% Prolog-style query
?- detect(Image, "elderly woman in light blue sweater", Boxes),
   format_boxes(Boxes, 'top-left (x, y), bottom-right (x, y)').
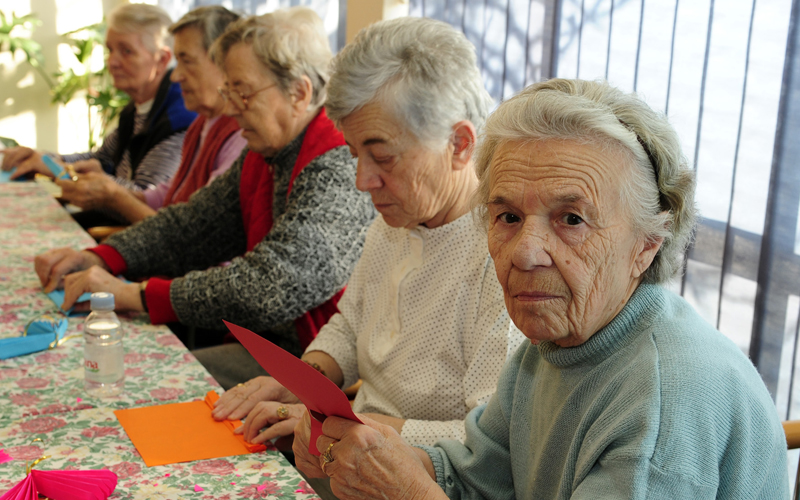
top-left (292, 78), bottom-right (789, 499)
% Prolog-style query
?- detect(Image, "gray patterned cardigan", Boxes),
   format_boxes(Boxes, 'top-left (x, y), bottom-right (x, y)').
top-left (100, 129), bottom-right (376, 353)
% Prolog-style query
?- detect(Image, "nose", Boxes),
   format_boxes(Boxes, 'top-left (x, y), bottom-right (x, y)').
top-left (510, 220), bottom-right (554, 270)
top-left (354, 159), bottom-right (383, 192)
top-left (170, 65), bottom-right (183, 83)
top-left (222, 98), bottom-right (239, 118)
top-left (107, 52), bottom-right (120, 70)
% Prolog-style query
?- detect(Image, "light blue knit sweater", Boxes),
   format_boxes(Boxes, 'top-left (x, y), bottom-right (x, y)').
top-left (424, 284), bottom-right (788, 499)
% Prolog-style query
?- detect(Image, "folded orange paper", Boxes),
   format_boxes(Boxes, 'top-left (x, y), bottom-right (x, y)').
top-left (114, 391), bottom-right (266, 467)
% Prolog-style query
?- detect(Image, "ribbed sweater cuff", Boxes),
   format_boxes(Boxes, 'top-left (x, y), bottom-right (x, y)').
top-left (146, 277), bottom-right (178, 325)
top-left (88, 245), bottom-right (127, 275)
top-left (419, 445), bottom-right (447, 490)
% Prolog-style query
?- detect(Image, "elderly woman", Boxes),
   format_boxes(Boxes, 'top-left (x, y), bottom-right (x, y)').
top-left (212, 16), bottom-right (524, 450)
top-left (33, 8), bottom-right (375, 383)
top-left (3, 3), bottom-right (196, 227)
top-left (293, 79), bottom-right (789, 499)
top-left (55, 6), bottom-right (247, 225)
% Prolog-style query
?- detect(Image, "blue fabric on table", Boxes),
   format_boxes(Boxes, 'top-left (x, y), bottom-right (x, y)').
top-left (0, 317), bottom-right (68, 360)
top-left (0, 168), bottom-right (21, 183)
top-left (48, 290), bottom-right (92, 316)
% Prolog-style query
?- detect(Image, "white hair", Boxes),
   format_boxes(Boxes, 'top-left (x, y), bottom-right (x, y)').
top-left (108, 3), bottom-right (173, 53)
top-left (326, 16), bottom-right (492, 146)
top-left (211, 8), bottom-right (331, 109)
top-left (169, 6), bottom-right (241, 52)
top-left (475, 79), bottom-right (697, 284)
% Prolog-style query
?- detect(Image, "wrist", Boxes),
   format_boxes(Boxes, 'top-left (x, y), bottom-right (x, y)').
top-left (138, 281), bottom-right (148, 313)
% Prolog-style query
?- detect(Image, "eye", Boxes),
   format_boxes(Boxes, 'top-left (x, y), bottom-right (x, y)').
top-left (498, 212), bottom-right (521, 224)
top-left (563, 213), bottom-right (584, 226)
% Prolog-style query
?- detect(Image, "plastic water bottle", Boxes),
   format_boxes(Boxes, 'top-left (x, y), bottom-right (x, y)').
top-left (83, 292), bottom-right (124, 397)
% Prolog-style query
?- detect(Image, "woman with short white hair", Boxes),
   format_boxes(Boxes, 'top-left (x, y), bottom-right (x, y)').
top-left (213, 16), bottom-right (524, 453)
top-left (4, 3), bottom-right (196, 228)
top-left (293, 79), bottom-right (788, 499)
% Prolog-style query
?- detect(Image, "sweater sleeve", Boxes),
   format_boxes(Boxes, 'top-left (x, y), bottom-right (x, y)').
top-left (423, 350), bottom-right (519, 500)
top-left (113, 131), bottom-right (186, 192)
top-left (401, 257), bottom-right (526, 446)
top-left (103, 152), bottom-right (248, 280)
top-left (167, 146), bottom-right (374, 331)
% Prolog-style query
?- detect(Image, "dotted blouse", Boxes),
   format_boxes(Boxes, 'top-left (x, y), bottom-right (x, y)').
top-left (306, 212), bottom-right (525, 446)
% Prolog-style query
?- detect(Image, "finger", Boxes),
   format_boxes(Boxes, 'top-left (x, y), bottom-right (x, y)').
top-left (61, 271), bottom-right (87, 311)
top-left (241, 404), bottom-right (273, 442)
top-left (45, 253), bottom-right (85, 293)
top-left (320, 415), bottom-right (365, 441)
top-left (252, 418), bottom-right (297, 444)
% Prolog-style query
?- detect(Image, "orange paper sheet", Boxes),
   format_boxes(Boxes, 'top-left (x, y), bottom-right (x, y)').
top-left (114, 391), bottom-right (266, 467)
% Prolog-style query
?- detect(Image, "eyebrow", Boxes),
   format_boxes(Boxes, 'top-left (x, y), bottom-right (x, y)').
top-left (345, 138), bottom-right (389, 148)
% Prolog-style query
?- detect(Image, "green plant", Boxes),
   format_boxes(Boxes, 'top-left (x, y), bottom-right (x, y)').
top-left (51, 21), bottom-right (129, 149)
top-left (0, 10), bottom-right (53, 87)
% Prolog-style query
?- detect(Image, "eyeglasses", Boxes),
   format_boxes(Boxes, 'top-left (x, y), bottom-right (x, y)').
top-left (217, 83), bottom-right (277, 111)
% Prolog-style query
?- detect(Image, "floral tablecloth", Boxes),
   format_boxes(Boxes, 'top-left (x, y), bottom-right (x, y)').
top-left (0, 183), bottom-right (318, 499)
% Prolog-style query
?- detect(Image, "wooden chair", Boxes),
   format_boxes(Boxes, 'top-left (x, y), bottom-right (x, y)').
top-left (784, 420), bottom-right (800, 499)
top-left (87, 226), bottom-right (126, 243)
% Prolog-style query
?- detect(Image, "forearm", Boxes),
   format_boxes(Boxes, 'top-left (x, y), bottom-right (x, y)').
top-left (363, 413), bottom-right (406, 435)
top-left (301, 350), bottom-right (344, 387)
top-left (107, 184), bottom-right (156, 223)
top-left (414, 447), bottom-right (437, 482)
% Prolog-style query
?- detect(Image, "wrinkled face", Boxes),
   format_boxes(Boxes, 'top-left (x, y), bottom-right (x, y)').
top-left (487, 139), bottom-right (659, 347)
top-left (171, 27), bottom-right (225, 116)
top-left (222, 42), bottom-right (296, 157)
top-left (340, 102), bottom-right (454, 228)
top-left (106, 28), bottom-right (163, 96)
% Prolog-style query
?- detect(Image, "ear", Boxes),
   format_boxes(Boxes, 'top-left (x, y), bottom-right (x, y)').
top-left (631, 234), bottom-right (664, 279)
top-left (156, 46), bottom-right (172, 74)
top-left (290, 75), bottom-right (314, 115)
top-left (450, 120), bottom-right (477, 171)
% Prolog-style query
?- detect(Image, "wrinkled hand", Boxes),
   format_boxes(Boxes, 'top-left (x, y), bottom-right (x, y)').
top-left (34, 247), bottom-right (107, 293)
top-left (236, 402), bottom-right (305, 444)
top-left (2, 147), bottom-right (51, 179)
top-left (71, 159), bottom-right (103, 174)
top-left (62, 266), bottom-right (142, 312)
top-left (294, 414), bottom-right (443, 500)
top-left (57, 172), bottom-right (119, 211)
top-left (212, 376), bottom-right (300, 421)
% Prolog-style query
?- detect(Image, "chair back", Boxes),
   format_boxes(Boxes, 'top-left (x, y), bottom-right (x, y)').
top-left (783, 420), bottom-right (800, 499)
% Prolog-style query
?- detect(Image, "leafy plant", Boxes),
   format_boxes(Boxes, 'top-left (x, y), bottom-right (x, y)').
top-left (0, 10), bottom-right (53, 87)
top-left (51, 21), bottom-right (129, 149)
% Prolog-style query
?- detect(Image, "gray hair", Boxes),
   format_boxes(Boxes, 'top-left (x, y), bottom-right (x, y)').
top-left (326, 16), bottom-right (492, 146)
top-left (169, 6), bottom-right (241, 52)
top-left (108, 3), bottom-right (173, 53)
top-left (475, 78), bottom-right (697, 284)
top-left (210, 8), bottom-right (331, 109)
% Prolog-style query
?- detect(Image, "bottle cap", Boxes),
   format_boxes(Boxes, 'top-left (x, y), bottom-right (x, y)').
top-left (90, 292), bottom-right (115, 311)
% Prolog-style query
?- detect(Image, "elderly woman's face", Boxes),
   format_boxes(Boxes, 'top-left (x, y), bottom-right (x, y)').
top-left (170, 27), bottom-right (225, 117)
top-left (222, 42), bottom-right (298, 157)
top-left (340, 103), bottom-right (454, 228)
top-left (106, 28), bottom-right (164, 98)
top-left (487, 140), bottom-right (660, 347)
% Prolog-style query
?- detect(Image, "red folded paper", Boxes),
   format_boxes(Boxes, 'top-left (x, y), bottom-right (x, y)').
top-left (223, 320), bottom-right (363, 455)
top-left (114, 391), bottom-right (266, 467)
top-left (0, 469), bottom-right (118, 500)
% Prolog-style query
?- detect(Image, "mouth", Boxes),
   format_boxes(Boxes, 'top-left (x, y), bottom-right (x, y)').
top-left (513, 291), bottom-right (561, 302)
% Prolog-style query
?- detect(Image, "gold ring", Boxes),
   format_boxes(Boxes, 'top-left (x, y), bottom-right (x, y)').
top-left (276, 405), bottom-right (290, 419)
top-left (321, 442), bottom-right (335, 465)
top-left (236, 383), bottom-right (245, 387)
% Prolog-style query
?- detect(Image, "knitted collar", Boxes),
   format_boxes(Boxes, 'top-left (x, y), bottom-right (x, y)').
top-left (537, 283), bottom-right (666, 367)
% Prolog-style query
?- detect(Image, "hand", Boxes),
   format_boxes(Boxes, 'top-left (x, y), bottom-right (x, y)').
top-left (294, 414), bottom-right (443, 500)
top-left (61, 266), bottom-right (142, 312)
top-left (34, 248), bottom-right (107, 293)
top-left (2, 147), bottom-right (52, 179)
top-left (71, 159), bottom-right (103, 174)
top-left (57, 172), bottom-right (119, 211)
top-left (211, 376), bottom-right (300, 421)
top-left (236, 402), bottom-right (306, 444)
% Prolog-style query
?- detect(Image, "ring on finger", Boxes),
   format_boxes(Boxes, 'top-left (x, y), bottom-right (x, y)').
top-left (321, 442), bottom-right (335, 465)
top-left (276, 405), bottom-right (290, 419)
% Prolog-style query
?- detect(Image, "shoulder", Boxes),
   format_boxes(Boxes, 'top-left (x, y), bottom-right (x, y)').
top-left (302, 145), bottom-right (356, 174)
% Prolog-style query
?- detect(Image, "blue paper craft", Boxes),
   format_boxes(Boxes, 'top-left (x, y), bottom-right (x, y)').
top-left (0, 168), bottom-right (20, 183)
top-left (42, 154), bottom-right (73, 181)
top-left (47, 289), bottom-right (93, 316)
top-left (0, 317), bottom-right (68, 360)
